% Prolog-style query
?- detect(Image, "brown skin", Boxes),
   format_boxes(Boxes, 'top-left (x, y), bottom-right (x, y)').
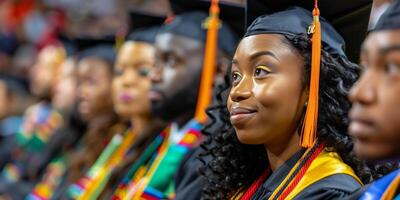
top-left (52, 58), bottom-right (77, 112)
top-left (29, 45), bottom-right (65, 99)
top-left (77, 58), bottom-right (114, 121)
top-left (349, 29), bottom-right (400, 161)
top-left (0, 81), bottom-right (8, 119)
top-left (228, 34), bottom-right (308, 171)
top-left (149, 33), bottom-right (205, 124)
top-left (113, 41), bottom-right (155, 133)
top-left (150, 33), bottom-right (229, 124)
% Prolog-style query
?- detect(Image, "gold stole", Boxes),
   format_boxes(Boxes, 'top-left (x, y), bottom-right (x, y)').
top-left (381, 173), bottom-right (400, 200)
top-left (284, 150), bottom-right (362, 199)
top-left (233, 150), bottom-right (362, 200)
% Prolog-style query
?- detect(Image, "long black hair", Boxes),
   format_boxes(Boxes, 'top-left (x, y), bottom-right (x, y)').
top-left (199, 34), bottom-right (394, 199)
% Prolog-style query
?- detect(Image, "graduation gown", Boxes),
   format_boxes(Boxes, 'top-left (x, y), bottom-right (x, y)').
top-left (251, 149), bottom-right (362, 200)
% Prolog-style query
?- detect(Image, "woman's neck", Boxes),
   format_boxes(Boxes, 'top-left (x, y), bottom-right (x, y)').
top-left (265, 132), bottom-right (302, 171)
top-left (130, 114), bottom-right (153, 136)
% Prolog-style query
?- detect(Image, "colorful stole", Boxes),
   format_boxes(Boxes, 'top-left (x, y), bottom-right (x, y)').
top-left (15, 103), bottom-right (63, 152)
top-left (0, 103), bottom-right (63, 183)
top-left (26, 156), bottom-right (67, 200)
top-left (112, 119), bottom-right (202, 200)
top-left (66, 129), bottom-right (136, 199)
top-left (237, 143), bottom-right (362, 200)
top-left (360, 168), bottom-right (400, 200)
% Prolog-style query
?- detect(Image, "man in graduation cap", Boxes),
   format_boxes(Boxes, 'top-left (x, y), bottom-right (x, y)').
top-left (348, 0), bottom-right (400, 199)
top-left (111, 0), bottom-right (242, 199)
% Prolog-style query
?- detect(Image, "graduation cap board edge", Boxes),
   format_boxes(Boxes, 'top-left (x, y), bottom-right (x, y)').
top-left (246, 0), bottom-right (372, 63)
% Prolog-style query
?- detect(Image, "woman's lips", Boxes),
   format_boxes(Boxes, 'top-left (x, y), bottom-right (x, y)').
top-left (349, 119), bottom-right (375, 138)
top-left (118, 93), bottom-right (135, 103)
top-left (230, 107), bottom-right (257, 126)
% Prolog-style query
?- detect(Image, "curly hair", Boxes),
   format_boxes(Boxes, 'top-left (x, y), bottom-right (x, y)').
top-left (199, 34), bottom-right (393, 199)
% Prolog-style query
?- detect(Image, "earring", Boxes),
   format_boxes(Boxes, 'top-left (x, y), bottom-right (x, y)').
top-left (305, 102), bottom-right (308, 107)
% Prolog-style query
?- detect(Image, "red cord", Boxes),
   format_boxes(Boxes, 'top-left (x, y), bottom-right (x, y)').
top-left (240, 168), bottom-right (271, 200)
top-left (277, 143), bottom-right (325, 200)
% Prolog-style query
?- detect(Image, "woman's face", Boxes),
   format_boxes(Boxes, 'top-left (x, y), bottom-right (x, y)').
top-left (77, 58), bottom-right (113, 121)
top-left (349, 29), bottom-right (400, 161)
top-left (112, 41), bottom-right (155, 119)
top-left (52, 58), bottom-right (77, 112)
top-left (227, 34), bottom-right (308, 146)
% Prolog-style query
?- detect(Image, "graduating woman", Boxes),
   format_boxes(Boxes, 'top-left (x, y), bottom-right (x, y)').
top-left (64, 11), bottom-right (166, 199)
top-left (201, 1), bottom-right (383, 199)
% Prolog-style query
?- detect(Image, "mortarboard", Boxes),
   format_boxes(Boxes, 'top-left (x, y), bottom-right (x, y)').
top-left (374, 0), bottom-right (400, 31)
top-left (246, 0), bottom-right (372, 63)
top-left (72, 36), bottom-right (116, 65)
top-left (159, 0), bottom-right (245, 56)
top-left (126, 10), bottom-right (166, 43)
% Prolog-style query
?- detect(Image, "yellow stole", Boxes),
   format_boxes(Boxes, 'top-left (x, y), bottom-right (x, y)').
top-left (233, 150), bottom-right (362, 200)
top-left (284, 150), bottom-right (362, 199)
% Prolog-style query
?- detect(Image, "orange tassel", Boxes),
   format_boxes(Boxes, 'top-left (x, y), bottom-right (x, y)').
top-left (300, 1), bottom-right (321, 148)
top-left (194, 0), bottom-right (220, 124)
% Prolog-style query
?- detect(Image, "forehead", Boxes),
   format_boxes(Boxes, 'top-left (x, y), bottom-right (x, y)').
top-left (155, 33), bottom-right (204, 54)
top-left (362, 29), bottom-right (400, 55)
top-left (78, 58), bottom-right (110, 75)
top-left (117, 41), bottom-right (155, 60)
top-left (235, 34), bottom-right (298, 60)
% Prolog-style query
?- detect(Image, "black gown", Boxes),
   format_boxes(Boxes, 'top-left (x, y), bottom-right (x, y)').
top-left (251, 150), bottom-right (362, 200)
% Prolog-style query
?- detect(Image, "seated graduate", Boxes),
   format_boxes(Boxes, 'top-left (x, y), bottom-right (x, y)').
top-left (0, 75), bottom-right (31, 140)
top-left (63, 11), bottom-right (167, 199)
top-left (26, 38), bottom-right (124, 199)
top-left (0, 45), bottom-right (67, 198)
top-left (201, 0), bottom-right (383, 199)
top-left (347, 1), bottom-right (400, 199)
top-left (111, 0), bottom-right (240, 199)
top-left (172, 1), bottom-right (245, 200)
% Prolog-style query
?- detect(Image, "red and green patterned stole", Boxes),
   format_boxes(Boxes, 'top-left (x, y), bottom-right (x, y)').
top-left (26, 156), bottom-right (67, 200)
top-left (66, 129), bottom-right (136, 199)
top-left (112, 119), bottom-right (202, 200)
top-left (0, 103), bottom-right (63, 183)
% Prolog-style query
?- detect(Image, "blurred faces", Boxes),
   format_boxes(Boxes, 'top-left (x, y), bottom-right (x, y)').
top-left (52, 58), bottom-right (77, 112)
top-left (227, 34), bottom-right (307, 146)
top-left (77, 58), bottom-right (113, 121)
top-left (29, 45), bottom-right (66, 99)
top-left (113, 41), bottom-right (155, 119)
top-left (349, 29), bottom-right (400, 161)
top-left (150, 33), bottom-right (204, 121)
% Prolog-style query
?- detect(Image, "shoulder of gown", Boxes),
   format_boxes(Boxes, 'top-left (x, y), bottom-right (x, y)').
top-left (293, 173), bottom-right (362, 200)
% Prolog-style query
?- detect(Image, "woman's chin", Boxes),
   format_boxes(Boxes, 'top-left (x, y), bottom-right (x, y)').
top-left (236, 132), bottom-right (264, 145)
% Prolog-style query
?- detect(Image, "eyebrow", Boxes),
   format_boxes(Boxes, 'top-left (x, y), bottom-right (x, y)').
top-left (249, 50), bottom-right (279, 61)
top-left (379, 45), bottom-right (400, 55)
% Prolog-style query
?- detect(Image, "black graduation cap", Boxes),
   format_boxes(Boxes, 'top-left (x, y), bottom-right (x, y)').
top-left (159, 0), bottom-right (245, 55)
top-left (374, 0), bottom-right (400, 31)
top-left (126, 10), bottom-right (166, 43)
top-left (72, 36), bottom-right (116, 65)
top-left (169, 0), bottom-right (246, 36)
top-left (246, 0), bottom-right (372, 62)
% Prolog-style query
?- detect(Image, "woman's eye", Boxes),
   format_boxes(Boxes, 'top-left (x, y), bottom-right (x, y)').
top-left (386, 62), bottom-right (400, 75)
top-left (231, 72), bottom-right (242, 85)
top-left (138, 67), bottom-right (151, 77)
top-left (254, 66), bottom-right (271, 78)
